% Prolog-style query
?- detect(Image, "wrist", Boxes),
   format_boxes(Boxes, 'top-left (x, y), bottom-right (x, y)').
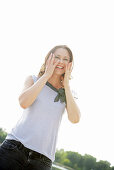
top-left (64, 83), bottom-right (70, 89)
top-left (43, 73), bottom-right (50, 81)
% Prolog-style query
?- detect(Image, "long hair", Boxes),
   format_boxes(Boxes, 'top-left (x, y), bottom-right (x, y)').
top-left (37, 45), bottom-right (74, 80)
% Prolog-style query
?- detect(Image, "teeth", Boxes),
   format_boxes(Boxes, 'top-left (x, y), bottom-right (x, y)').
top-left (56, 66), bottom-right (63, 69)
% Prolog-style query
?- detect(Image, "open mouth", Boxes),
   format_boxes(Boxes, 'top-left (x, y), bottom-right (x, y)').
top-left (56, 66), bottom-right (64, 69)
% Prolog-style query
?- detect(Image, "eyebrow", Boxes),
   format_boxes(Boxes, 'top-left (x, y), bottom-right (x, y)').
top-left (56, 54), bottom-right (68, 58)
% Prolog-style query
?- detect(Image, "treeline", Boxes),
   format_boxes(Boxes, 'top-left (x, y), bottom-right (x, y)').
top-left (54, 149), bottom-right (114, 170)
top-left (0, 128), bottom-right (114, 170)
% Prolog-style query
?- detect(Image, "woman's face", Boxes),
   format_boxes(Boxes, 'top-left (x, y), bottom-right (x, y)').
top-left (53, 48), bottom-right (70, 75)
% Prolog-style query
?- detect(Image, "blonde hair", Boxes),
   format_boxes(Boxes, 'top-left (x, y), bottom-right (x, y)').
top-left (37, 45), bottom-right (74, 80)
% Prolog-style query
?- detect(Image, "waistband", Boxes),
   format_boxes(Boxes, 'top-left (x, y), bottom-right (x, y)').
top-left (5, 139), bottom-right (52, 165)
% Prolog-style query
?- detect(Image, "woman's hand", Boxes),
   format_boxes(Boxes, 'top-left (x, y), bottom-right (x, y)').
top-left (44, 53), bottom-right (59, 79)
top-left (61, 62), bottom-right (72, 88)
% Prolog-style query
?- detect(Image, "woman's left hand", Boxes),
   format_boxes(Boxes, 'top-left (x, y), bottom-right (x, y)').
top-left (61, 62), bottom-right (72, 88)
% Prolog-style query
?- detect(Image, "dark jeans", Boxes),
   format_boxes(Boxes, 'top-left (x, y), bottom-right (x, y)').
top-left (0, 139), bottom-right (52, 170)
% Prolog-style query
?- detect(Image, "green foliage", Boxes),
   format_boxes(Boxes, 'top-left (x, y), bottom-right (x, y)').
top-left (95, 160), bottom-right (111, 170)
top-left (83, 154), bottom-right (96, 170)
top-left (62, 158), bottom-right (70, 167)
top-left (55, 149), bottom-right (66, 163)
top-left (66, 151), bottom-right (82, 169)
top-left (55, 149), bottom-right (114, 170)
top-left (0, 128), bottom-right (7, 143)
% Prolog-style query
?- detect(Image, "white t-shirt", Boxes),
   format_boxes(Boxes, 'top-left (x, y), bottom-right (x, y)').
top-left (6, 75), bottom-right (66, 162)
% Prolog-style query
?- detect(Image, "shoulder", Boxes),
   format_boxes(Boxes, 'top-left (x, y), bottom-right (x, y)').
top-left (24, 75), bottom-right (34, 85)
top-left (19, 75), bottom-right (34, 94)
top-left (24, 75), bottom-right (40, 84)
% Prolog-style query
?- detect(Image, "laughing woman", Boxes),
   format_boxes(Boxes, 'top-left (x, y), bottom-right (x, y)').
top-left (0, 45), bottom-right (81, 170)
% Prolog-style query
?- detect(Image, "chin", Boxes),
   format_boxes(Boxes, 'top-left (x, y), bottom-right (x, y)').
top-left (55, 71), bottom-right (65, 76)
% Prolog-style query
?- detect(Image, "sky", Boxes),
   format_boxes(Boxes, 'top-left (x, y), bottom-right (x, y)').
top-left (0, 0), bottom-right (114, 166)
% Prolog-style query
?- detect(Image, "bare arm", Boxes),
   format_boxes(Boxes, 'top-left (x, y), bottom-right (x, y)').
top-left (18, 74), bottom-right (49, 109)
top-left (61, 61), bottom-right (81, 124)
top-left (19, 53), bottom-right (59, 109)
top-left (65, 85), bottom-right (81, 123)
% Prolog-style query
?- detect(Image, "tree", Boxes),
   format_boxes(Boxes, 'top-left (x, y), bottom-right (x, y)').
top-left (55, 149), bottom-right (67, 164)
top-left (0, 128), bottom-right (7, 143)
top-left (83, 154), bottom-right (96, 170)
top-left (66, 151), bottom-right (82, 169)
top-left (95, 160), bottom-right (111, 170)
top-left (62, 158), bottom-right (70, 167)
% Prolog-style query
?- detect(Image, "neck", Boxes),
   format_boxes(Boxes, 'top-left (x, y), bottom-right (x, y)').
top-left (48, 74), bottom-right (62, 86)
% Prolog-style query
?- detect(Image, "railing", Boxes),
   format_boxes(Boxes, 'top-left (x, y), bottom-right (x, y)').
top-left (52, 164), bottom-right (68, 170)
top-left (52, 162), bottom-right (74, 170)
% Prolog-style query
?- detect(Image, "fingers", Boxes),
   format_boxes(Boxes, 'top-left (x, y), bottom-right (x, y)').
top-left (50, 53), bottom-right (55, 65)
top-left (48, 53), bottom-right (53, 64)
top-left (68, 62), bottom-right (72, 71)
top-left (65, 63), bottom-right (68, 72)
top-left (46, 53), bottom-right (59, 70)
top-left (54, 59), bottom-right (59, 67)
top-left (46, 53), bottom-right (52, 67)
top-left (52, 54), bottom-right (59, 67)
top-left (69, 62), bottom-right (73, 72)
top-left (66, 62), bottom-right (72, 71)
top-left (49, 53), bottom-right (57, 67)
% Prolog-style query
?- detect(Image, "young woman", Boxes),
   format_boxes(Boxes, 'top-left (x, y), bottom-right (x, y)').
top-left (0, 45), bottom-right (81, 170)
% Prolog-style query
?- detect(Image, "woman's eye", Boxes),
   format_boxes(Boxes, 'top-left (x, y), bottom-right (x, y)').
top-left (55, 56), bottom-right (68, 61)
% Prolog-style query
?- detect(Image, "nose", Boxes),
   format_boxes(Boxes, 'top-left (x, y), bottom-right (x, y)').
top-left (58, 58), bottom-right (64, 63)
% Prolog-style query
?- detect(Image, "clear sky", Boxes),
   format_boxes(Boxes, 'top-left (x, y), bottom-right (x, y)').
top-left (0, 0), bottom-right (114, 166)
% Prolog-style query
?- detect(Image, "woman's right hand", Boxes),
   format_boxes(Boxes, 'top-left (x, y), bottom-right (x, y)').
top-left (44, 53), bottom-right (59, 79)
